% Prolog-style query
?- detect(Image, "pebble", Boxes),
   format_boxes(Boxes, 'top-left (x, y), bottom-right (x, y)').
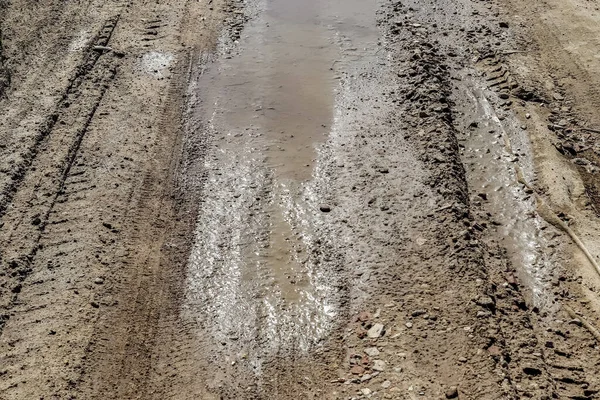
top-left (365, 347), bottom-right (380, 357)
top-left (368, 323), bottom-right (385, 338)
top-left (382, 380), bottom-right (392, 389)
top-left (405, 322), bottom-right (413, 328)
top-left (351, 365), bottom-right (365, 375)
top-left (553, 92), bottom-right (564, 101)
top-left (94, 277), bottom-right (105, 285)
top-left (373, 360), bottom-right (386, 371)
top-left (319, 204), bottom-right (332, 213)
top-left (361, 388), bottom-right (372, 395)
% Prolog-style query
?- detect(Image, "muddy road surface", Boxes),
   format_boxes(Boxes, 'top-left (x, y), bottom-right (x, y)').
top-left (2, 0), bottom-right (600, 398)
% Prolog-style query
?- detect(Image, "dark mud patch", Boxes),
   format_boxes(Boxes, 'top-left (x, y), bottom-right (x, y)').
top-left (0, 23), bottom-right (10, 98)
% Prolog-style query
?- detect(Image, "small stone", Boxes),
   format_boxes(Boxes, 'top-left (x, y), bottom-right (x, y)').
top-left (373, 360), bottom-right (386, 371)
top-left (351, 365), bottom-right (365, 375)
top-left (94, 277), bottom-right (105, 285)
top-left (405, 322), bottom-right (413, 328)
top-left (499, 93), bottom-right (510, 99)
top-left (382, 380), bottom-right (392, 389)
top-left (488, 345), bottom-right (501, 356)
top-left (445, 386), bottom-right (459, 398)
top-left (361, 388), bottom-right (372, 395)
top-left (553, 92), bottom-right (564, 101)
top-left (319, 204), bottom-right (332, 213)
top-left (365, 347), bottom-right (380, 357)
top-left (458, 357), bottom-right (467, 363)
top-left (368, 323), bottom-right (385, 338)
top-left (361, 373), bottom-right (372, 382)
top-left (525, 113), bottom-right (531, 119)
top-left (411, 309), bottom-right (426, 317)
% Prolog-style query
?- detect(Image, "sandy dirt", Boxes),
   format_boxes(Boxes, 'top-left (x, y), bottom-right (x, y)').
top-left (1, 0), bottom-right (600, 399)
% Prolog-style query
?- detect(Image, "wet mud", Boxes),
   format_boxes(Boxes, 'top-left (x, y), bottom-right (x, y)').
top-left (1, 0), bottom-right (600, 398)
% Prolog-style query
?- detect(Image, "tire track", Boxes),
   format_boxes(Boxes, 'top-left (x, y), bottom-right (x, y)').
top-left (0, 16), bottom-right (121, 221)
top-left (0, 15), bottom-right (121, 334)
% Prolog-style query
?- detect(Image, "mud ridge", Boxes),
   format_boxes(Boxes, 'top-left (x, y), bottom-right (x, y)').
top-left (373, 1), bottom-right (562, 397)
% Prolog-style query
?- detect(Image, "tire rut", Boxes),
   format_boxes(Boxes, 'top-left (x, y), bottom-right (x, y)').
top-left (0, 15), bottom-right (122, 333)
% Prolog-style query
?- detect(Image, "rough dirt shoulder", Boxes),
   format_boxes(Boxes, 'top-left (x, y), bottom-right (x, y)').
top-left (0, 0), bottom-right (237, 398)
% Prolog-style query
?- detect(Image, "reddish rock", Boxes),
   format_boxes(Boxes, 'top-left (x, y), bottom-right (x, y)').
top-left (350, 365), bottom-right (365, 375)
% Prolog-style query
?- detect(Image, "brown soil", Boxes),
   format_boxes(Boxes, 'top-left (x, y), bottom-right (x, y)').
top-left (1, 0), bottom-right (600, 399)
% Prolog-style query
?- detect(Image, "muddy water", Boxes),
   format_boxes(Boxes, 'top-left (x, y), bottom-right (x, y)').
top-left (184, 0), bottom-right (379, 364)
top-left (456, 73), bottom-right (554, 308)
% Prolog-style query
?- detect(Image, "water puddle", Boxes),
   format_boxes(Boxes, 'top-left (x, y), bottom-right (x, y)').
top-left (183, 0), bottom-right (380, 361)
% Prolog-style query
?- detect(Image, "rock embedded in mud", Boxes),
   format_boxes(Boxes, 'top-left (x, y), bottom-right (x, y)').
top-left (351, 365), bottom-right (365, 375)
top-left (373, 360), bottom-right (386, 371)
top-left (364, 347), bottom-right (380, 356)
top-left (475, 295), bottom-right (495, 310)
top-left (367, 323), bottom-right (385, 338)
top-left (445, 386), bottom-right (459, 399)
top-left (411, 309), bottom-right (426, 317)
top-left (319, 204), bottom-right (332, 213)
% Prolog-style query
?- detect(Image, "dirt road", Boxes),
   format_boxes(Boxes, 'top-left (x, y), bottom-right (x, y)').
top-left (1, 0), bottom-right (600, 398)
